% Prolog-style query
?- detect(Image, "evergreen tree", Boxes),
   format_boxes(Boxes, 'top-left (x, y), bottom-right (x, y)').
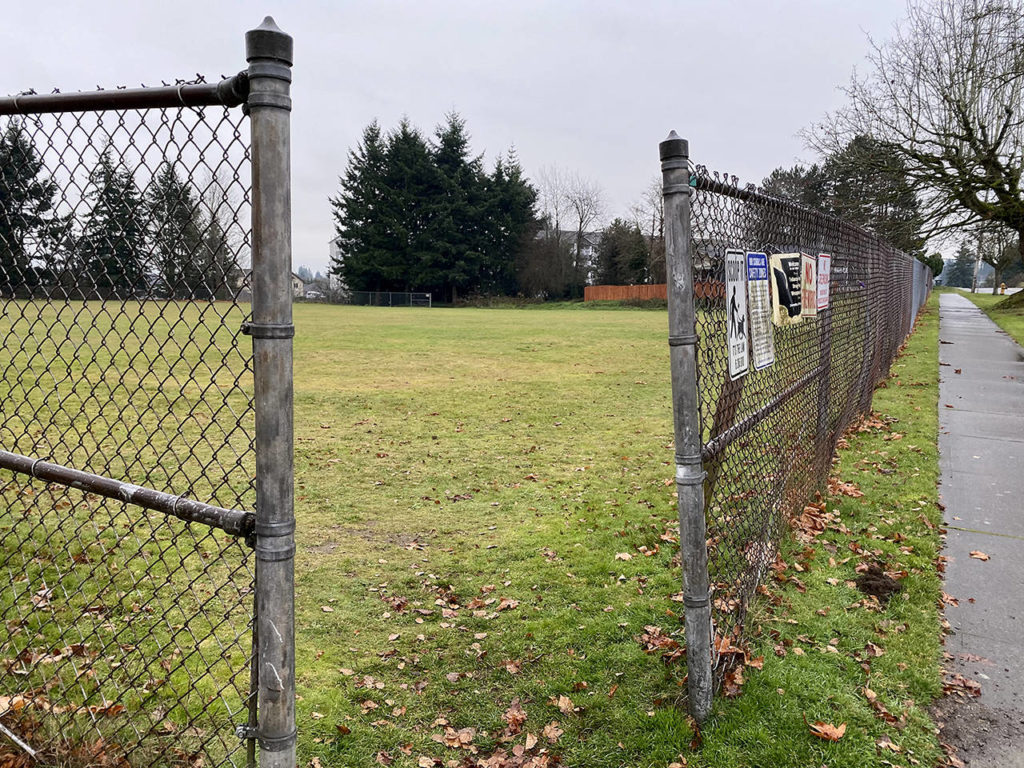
top-left (421, 112), bottom-right (483, 303)
top-left (596, 219), bottom-right (648, 285)
top-left (822, 135), bottom-right (925, 257)
top-left (331, 114), bottom-right (536, 301)
top-left (330, 121), bottom-right (396, 292)
top-left (943, 242), bottom-right (976, 287)
top-left (77, 150), bottom-right (147, 299)
top-left (0, 120), bottom-right (59, 294)
top-left (482, 149), bottom-right (537, 296)
top-left (760, 164), bottom-right (829, 210)
top-left (760, 136), bottom-right (926, 257)
top-left (146, 161), bottom-right (204, 298)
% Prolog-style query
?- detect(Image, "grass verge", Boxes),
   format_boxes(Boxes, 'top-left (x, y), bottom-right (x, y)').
top-left (696, 294), bottom-right (944, 767)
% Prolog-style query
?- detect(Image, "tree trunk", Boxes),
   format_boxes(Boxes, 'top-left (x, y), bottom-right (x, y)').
top-left (992, 267), bottom-right (1002, 295)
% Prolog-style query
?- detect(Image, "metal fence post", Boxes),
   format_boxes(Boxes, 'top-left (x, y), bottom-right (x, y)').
top-left (660, 132), bottom-right (713, 724)
top-left (246, 17), bottom-right (297, 768)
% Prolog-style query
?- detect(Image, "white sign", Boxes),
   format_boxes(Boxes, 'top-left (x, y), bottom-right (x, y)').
top-left (725, 249), bottom-right (749, 380)
top-left (746, 252), bottom-right (775, 370)
top-left (817, 253), bottom-right (831, 311)
top-left (800, 252), bottom-right (817, 318)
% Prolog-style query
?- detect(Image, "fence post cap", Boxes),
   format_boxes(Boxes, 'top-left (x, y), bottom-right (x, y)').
top-left (660, 131), bottom-right (688, 161)
top-left (246, 16), bottom-right (293, 65)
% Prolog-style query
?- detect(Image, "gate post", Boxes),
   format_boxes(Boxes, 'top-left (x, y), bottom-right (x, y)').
top-left (660, 132), bottom-right (713, 724)
top-left (246, 17), bottom-right (297, 768)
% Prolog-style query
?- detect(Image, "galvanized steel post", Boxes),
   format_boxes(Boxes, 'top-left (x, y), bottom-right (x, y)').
top-left (246, 17), bottom-right (297, 768)
top-left (660, 132), bottom-right (713, 723)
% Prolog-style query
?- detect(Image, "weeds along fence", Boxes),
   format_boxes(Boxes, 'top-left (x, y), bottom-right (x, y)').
top-left (0, 19), bottom-right (296, 768)
top-left (659, 133), bottom-right (932, 723)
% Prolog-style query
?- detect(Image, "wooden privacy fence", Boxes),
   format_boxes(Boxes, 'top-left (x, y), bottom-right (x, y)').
top-left (584, 282), bottom-right (726, 302)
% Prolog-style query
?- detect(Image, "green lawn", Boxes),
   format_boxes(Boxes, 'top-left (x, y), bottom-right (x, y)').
top-left (289, 298), bottom-right (944, 768)
top-left (1, 297), bottom-right (944, 767)
top-left (958, 290), bottom-right (1024, 346)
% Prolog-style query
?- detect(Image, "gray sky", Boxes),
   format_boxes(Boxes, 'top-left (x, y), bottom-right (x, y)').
top-left (3, 1), bottom-right (907, 275)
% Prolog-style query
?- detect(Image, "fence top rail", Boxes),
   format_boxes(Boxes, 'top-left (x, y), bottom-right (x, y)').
top-left (0, 72), bottom-right (249, 116)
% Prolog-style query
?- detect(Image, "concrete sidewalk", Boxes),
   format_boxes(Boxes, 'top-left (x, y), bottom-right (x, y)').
top-left (937, 292), bottom-right (1024, 766)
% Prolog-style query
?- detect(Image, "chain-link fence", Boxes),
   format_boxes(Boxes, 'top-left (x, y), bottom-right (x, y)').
top-left (300, 290), bottom-right (433, 307)
top-left (0, 19), bottom-right (296, 768)
top-left (659, 134), bottom-right (932, 722)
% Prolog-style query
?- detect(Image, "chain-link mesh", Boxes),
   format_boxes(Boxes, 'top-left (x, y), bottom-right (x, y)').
top-left (685, 169), bottom-right (931, 683)
top-left (0, 83), bottom-right (255, 767)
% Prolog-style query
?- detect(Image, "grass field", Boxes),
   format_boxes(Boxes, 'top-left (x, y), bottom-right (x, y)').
top-left (1, 297), bottom-right (944, 767)
top-left (287, 300), bottom-right (944, 768)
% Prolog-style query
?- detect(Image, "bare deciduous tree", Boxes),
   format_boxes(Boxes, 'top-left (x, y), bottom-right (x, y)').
top-left (564, 171), bottom-right (604, 293)
top-left (534, 165), bottom-right (605, 297)
top-left (807, 0), bottom-right (1024, 258)
top-left (630, 177), bottom-right (665, 282)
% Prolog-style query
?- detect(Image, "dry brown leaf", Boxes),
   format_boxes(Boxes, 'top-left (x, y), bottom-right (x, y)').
top-left (804, 715), bottom-right (846, 741)
top-left (542, 721), bottom-right (563, 744)
top-left (969, 551), bottom-right (990, 561)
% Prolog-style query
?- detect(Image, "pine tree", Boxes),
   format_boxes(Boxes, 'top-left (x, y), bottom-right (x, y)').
top-left (77, 150), bottom-right (147, 299)
top-left (596, 219), bottom-right (648, 285)
top-left (426, 112), bottom-right (485, 303)
top-left (330, 121), bottom-right (393, 292)
top-left (332, 115), bottom-right (537, 301)
top-left (385, 120), bottom-right (444, 296)
top-left (484, 149), bottom-right (537, 296)
top-left (146, 161), bottom-right (205, 298)
top-left (822, 135), bottom-right (925, 257)
top-left (943, 242), bottom-right (976, 287)
top-left (0, 120), bottom-right (58, 294)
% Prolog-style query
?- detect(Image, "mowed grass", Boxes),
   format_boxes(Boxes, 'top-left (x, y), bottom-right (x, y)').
top-left (958, 289), bottom-right (1024, 346)
top-left (0, 297), bottom-right (945, 767)
top-left (290, 299), bottom-right (944, 767)
top-left (291, 305), bottom-right (693, 766)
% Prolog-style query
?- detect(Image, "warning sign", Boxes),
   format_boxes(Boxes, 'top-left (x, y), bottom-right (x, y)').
top-left (725, 249), bottom-right (749, 380)
top-left (770, 253), bottom-right (803, 327)
top-left (801, 252), bottom-right (817, 318)
top-left (817, 253), bottom-right (831, 311)
top-left (746, 252), bottom-right (775, 370)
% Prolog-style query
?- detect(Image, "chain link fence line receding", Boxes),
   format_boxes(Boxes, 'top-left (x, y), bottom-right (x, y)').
top-left (0, 18), bottom-right (296, 768)
top-left (659, 134), bottom-right (932, 722)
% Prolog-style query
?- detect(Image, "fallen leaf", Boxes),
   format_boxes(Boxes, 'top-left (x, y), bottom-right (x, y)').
top-left (969, 551), bottom-right (990, 561)
top-left (615, 552), bottom-right (633, 561)
top-left (804, 714), bottom-right (846, 741)
top-left (543, 721), bottom-right (563, 744)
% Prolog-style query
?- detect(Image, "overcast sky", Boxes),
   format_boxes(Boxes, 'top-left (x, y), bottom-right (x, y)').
top-left (2, 1), bottom-right (908, 274)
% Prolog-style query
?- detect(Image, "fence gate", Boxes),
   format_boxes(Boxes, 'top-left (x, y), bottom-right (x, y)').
top-left (0, 18), bottom-right (295, 768)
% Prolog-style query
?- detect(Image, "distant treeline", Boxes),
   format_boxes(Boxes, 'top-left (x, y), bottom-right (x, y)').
top-left (0, 119), bottom-right (242, 300)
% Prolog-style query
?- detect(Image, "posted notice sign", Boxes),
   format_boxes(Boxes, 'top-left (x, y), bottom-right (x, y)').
top-left (800, 252), bottom-right (817, 318)
top-left (746, 252), bottom-right (775, 370)
top-left (725, 248), bottom-right (749, 380)
top-left (817, 253), bottom-right (831, 311)
top-left (770, 252), bottom-right (803, 327)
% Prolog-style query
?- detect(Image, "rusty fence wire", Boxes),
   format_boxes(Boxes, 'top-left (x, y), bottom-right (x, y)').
top-left (660, 135), bottom-right (932, 721)
top-left (0, 80), bottom-right (259, 766)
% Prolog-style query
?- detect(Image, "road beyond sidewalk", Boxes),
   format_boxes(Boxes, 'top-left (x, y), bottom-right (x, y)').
top-left (934, 292), bottom-right (1024, 767)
